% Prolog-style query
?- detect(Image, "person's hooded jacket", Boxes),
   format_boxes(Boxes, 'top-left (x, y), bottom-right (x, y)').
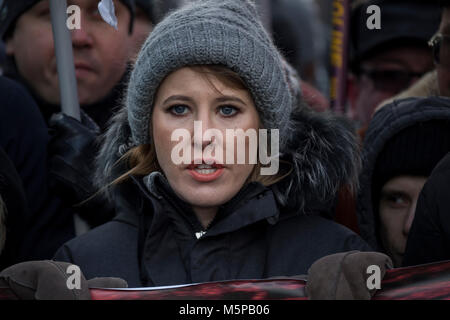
top-left (54, 0), bottom-right (370, 287)
top-left (53, 99), bottom-right (372, 287)
top-left (0, 76), bottom-right (76, 265)
top-left (356, 96), bottom-right (450, 251)
top-left (403, 151), bottom-right (450, 266)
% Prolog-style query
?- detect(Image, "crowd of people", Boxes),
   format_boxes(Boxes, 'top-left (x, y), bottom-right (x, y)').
top-left (0, 0), bottom-right (449, 299)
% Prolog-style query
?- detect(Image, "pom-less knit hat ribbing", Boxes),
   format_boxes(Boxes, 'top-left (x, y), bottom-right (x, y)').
top-left (126, 0), bottom-right (293, 149)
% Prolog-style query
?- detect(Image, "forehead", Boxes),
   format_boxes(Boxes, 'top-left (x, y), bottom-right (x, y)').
top-left (382, 175), bottom-right (427, 194)
top-left (366, 45), bottom-right (430, 65)
top-left (158, 67), bottom-right (250, 96)
top-left (28, 0), bottom-right (97, 10)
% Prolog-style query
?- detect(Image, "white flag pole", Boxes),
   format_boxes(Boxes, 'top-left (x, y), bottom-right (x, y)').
top-left (49, 0), bottom-right (81, 121)
top-left (50, 0), bottom-right (90, 235)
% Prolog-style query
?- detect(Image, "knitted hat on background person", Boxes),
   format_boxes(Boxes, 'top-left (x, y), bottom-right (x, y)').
top-left (0, 0), bottom-right (136, 39)
top-left (126, 0), bottom-right (293, 149)
top-left (372, 119), bottom-right (450, 208)
top-left (350, 0), bottom-right (440, 71)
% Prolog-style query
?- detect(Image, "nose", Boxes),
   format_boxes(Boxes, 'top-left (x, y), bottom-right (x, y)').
top-left (403, 200), bottom-right (418, 236)
top-left (193, 110), bottom-right (215, 151)
top-left (71, 22), bottom-right (93, 48)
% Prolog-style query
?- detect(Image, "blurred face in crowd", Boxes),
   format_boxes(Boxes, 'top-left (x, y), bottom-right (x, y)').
top-left (130, 6), bottom-right (153, 60)
top-left (152, 66), bottom-right (260, 227)
top-left (349, 46), bottom-right (433, 128)
top-left (436, 8), bottom-right (450, 97)
top-left (378, 175), bottom-right (427, 267)
top-left (5, 0), bottom-right (132, 106)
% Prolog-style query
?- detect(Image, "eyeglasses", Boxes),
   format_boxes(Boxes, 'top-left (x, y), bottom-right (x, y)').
top-left (429, 33), bottom-right (450, 67)
top-left (358, 67), bottom-right (425, 93)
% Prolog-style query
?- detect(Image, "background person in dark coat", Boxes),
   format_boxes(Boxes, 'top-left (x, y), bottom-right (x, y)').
top-left (356, 96), bottom-right (450, 267)
top-left (54, 0), bottom-right (371, 287)
top-left (0, 76), bottom-right (76, 265)
top-left (401, 0), bottom-right (450, 267)
top-left (0, 146), bottom-right (29, 270)
top-left (402, 152), bottom-right (450, 266)
top-left (0, 0), bottom-right (135, 131)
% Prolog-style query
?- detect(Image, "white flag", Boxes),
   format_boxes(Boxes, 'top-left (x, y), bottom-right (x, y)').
top-left (98, 0), bottom-right (118, 30)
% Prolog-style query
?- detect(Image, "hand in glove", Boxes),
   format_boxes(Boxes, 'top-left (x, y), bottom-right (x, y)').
top-left (48, 112), bottom-right (114, 226)
top-left (48, 111), bottom-right (99, 203)
top-left (0, 260), bottom-right (127, 300)
top-left (306, 251), bottom-right (393, 300)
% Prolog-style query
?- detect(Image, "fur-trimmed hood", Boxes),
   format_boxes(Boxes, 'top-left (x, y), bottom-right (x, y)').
top-left (94, 99), bottom-right (360, 216)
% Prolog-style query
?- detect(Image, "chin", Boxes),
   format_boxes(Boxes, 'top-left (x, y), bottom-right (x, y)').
top-left (179, 186), bottom-right (236, 208)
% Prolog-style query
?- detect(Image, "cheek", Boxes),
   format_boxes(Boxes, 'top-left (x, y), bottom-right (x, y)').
top-left (152, 122), bottom-right (176, 164)
top-left (13, 28), bottom-right (54, 72)
top-left (94, 33), bottom-right (129, 71)
top-left (379, 207), bottom-right (406, 242)
top-left (357, 87), bottom-right (389, 113)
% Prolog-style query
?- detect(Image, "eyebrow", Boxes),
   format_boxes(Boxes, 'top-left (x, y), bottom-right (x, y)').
top-left (162, 95), bottom-right (194, 105)
top-left (215, 96), bottom-right (247, 105)
top-left (162, 95), bottom-right (247, 105)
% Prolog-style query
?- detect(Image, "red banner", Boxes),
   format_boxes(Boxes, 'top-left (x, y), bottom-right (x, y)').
top-left (1, 260), bottom-right (449, 300)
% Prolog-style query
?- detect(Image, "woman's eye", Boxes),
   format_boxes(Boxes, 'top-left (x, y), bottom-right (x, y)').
top-left (219, 106), bottom-right (238, 117)
top-left (169, 105), bottom-right (189, 115)
top-left (386, 194), bottom-right (409, 208)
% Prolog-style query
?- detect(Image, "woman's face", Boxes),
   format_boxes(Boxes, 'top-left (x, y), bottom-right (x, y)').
top-left (152, 67), bottom-right (260, 212)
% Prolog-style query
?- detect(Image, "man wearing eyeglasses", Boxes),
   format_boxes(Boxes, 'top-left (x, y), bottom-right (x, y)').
top-left (432, 7), bottom-right (450, 97)
top-left (348, 0), bottom-right (440, 132)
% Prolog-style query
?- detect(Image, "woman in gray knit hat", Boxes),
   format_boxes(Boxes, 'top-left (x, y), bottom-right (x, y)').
top-left (53, 0), bottom-right (372, 288)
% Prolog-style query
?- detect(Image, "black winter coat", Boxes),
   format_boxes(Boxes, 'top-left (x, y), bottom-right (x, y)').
top-left (54, 174), bottom-right (371, 287)
top-left (0, 77), bottom-right (76, 263)
top-left (403, 152), bottom-right (450, 266)
top-left (0, 146), bottom-right (28, 270)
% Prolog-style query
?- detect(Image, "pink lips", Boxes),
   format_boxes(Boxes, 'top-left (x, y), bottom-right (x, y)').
top-left (187, 160), bottom-right (224, 182)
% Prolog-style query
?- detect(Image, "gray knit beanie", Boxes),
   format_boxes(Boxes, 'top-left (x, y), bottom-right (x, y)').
top-left (126, 0), bottom-right (293, 149)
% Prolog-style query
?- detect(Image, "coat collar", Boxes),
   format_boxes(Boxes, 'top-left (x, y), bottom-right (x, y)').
top-left (139, 171), bottom-right (282, 237)
top-left (127, 173), bottom-right (284, 286)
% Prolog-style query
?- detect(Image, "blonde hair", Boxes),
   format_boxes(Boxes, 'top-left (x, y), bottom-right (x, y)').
top-left (111, 65), bottom-right (292, 188)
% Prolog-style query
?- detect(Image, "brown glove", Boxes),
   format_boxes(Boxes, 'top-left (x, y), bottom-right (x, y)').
top-left (0, 260), bottom-right (127, 300)
top-left (306, 251), bottom-right (393, 300)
